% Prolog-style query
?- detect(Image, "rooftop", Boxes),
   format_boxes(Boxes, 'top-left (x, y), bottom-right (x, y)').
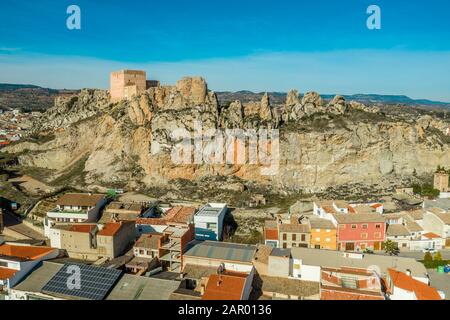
top-left (279, 223), bottom-right (310, 233)
top-left (106, 274), bottom-right (180, 300)
top-left (0, 267), bottom-right (18, 281)
top-left (195, 203), bottom-right (227, 218)
top-left (0, 244), bottom-right (57, 261)
top-left (56, 193), bottom-right (105, 207)
top-left (98, 221), bottom-right (133, 237)
top-left (12, 261), bottom-right (63, 292)
top-left (291, 247), bottom-right (427, 279)
top-left (388, 268), bottom-right (442, 300)
top-left (386, 224), bottom-right (410, 237)
top-left (334, 213), bottom-right (385, 224)
top-left (259, 275), bottom-right (320, 298)
top-left (202, 273), bottom-right (248, 300)
top-left (184, 241), bottom-right (256, 264)
top-left (164, 206), bottom-right (196, 224)
top-left (308, 217), bottom-right (336, 230)
top-left (134, 233), bottom-right (164, 250)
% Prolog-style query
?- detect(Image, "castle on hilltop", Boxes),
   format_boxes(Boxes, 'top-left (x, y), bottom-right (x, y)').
top-left (109, 69), bottom-right (159, 103)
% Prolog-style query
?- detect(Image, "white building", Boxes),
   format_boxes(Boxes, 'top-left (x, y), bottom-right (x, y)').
top-left (44, 193), bottom-right (107, 237)
top-left (194, 203), bottom-right (227, 241)
top-left (387, 269), bottom-right (444, 300)
top-left (0, 244), bottom-right (59, 290)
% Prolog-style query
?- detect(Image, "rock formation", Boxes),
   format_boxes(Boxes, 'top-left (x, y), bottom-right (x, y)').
top-left (4, 77), bottom-right (450, 195)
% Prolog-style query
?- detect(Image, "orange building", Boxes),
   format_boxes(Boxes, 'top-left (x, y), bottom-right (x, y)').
top-left (309, 218), bottom-right (337, 250)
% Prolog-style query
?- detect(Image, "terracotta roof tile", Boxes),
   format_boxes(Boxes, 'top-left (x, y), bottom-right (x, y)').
top-left (202, 273), bottom-right (247, 300)
top-left (0, 244), bottom-right (56, 260)
top-left (56, 193), bottom-right (104, 207)
top-left (388, 268), bottom-right (442, 300)
top-left (0, 267), bottom-right (18, 280)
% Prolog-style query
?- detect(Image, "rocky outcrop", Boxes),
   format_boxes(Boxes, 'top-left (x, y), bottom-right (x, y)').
top-left (4, 77), bottom-right (450, 195)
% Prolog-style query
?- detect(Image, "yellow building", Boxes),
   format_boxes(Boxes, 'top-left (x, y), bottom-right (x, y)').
top-left (309, 218), bottom-right (337, 250)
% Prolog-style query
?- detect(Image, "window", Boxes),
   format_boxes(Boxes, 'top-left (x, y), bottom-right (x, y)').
top-left (293, 263), bottom-right (300, 269)
top-left (375, 224), bottom-right (381, 229)
top-left (292, 234), bottom-right (296, 241)
top-left (361, 233), bottom-right (368, 239)
top-left (374, 232), bottom-right (381, 239)
top-left (283, 243), bottom-right (287, 249)
top-left (315, 237), bottom-right (321, 241)
top-left (292, 243), bottom-right (297, 247)
top-left (351, 224), bottom-right (357, 229)
top-left (207, 222), bottom-right (217, 229)
top-left (326, 229), bottom-right (330, 233)
top-left (362, 224), bottom-right (368, 229)
top-left (325, 238), bottom-right (331, 242)
top-left (301, 234), bottom-right (306, 241)
top-left (340, 224), bottom-right (346, 229)
top-left (283, 233), bottom-right (287, 241)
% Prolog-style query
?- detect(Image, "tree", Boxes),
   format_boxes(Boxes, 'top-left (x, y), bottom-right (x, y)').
top-left (434, 251), bottom-right (443, 261)
top-left (383, 240), bottom-right (399, 256)
top-left (424, 252), bottom-right (433, 262)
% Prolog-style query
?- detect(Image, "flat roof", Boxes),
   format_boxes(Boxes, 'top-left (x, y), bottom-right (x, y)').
top-left (291, 247), bottom-right (427, 279)
top-left (195, 207), bottom-right (224, 217)
top-left (184, 241), bottom-right (256, 263)
top-left (106, 274), bottom-right (180, 300)
top-left (12, 261), bottom-right (63, 293)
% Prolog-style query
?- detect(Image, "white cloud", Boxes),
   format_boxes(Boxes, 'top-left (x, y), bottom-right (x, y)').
top-left (0, 50), bottom-right (450, 102)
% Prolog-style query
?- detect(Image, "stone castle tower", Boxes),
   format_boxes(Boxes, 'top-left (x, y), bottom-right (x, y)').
top-left (109, 69), bottom-right (159, 103)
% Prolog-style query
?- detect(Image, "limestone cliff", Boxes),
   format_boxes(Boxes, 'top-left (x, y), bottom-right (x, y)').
top-left (4, 77), bottom-right (450, 196)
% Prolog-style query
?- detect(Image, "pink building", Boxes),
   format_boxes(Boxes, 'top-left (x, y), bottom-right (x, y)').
top-left (333, 214), bottom-right (386, 252)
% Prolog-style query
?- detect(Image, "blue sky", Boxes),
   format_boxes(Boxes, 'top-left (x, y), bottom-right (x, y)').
top-left (1, 0), bottom-right (450, 101)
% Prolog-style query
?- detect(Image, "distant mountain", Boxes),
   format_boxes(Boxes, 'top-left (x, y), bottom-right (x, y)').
top-left (0, 83), bottom-right (78, 111)
top-left (216, 91), bottom-right (450, 110)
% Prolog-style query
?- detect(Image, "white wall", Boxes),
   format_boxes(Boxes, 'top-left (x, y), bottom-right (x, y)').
top-left (390, 286), bottom-right (417, 300)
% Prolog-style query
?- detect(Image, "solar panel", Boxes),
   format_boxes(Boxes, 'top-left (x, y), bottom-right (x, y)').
top-left (42, 263), bottom-right (122, 300)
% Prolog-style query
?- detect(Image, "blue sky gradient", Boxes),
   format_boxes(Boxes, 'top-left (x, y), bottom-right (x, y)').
top-left (1, 0), bottom-right (450, 101)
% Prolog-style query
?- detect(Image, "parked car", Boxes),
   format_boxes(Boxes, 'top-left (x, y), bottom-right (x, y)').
top-left (422, 248), bottom-right (438, 254)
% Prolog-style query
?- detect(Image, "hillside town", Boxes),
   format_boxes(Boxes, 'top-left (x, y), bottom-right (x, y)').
top-left (0, 172), bottom-right (449, 300)
top-left (0, 70), bottom-right (449, 302)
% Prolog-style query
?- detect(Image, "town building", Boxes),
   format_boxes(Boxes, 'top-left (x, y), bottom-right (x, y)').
top-left (263, 220), bottom-right (279, 247)
top-left (110, 69), bottom-right (159, 103)
top-left (182, 241), bottom-right (256, 274)
top-left (8, 262), bottom-right (122, 300)
top-left (202, 270), bottom-right (254, 300)
top-left (290, 247), bottom-right (430, 286)
top-left (422, 207), bottom-right (450, 247)
top-left (194, 203), bottom-right (227, 241)
top-left (308, 217), bottom-right (337, 250)
top-left (333, 213), bottom-right (386, 252)
top-left (49, 221), bottom-right (135, 260)
top-left (99, 201), bottom-right (154, 224)
top-left (44, 193), bottom-right (107, 237)
top-left (278, 223), bottom-right (310, 249)
top-left (386, 213), bottom-right (445, 251)
top-left (386, 268), bottom-right (444, 300)
top-left (0, 244), bottom-right (59, 290)
top-left (320, 266), bottom-right (385, 300)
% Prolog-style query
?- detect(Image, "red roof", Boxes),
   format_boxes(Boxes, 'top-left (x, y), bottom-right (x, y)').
top-left (0, 267), bottom-right (18, 280)
top-left (347, 206), bottom-right (356, 214)
top-left (69, 224), bottom-right (97, 233)
top-left (264, 228), bottom-right (278, 241)
top-left (97, 221), bottom-right (131, 236)
top-left (136, 218), bottom-right (167, 226)
top-left (0, 244), bottom-right (56, 260)
top-left (202, 273), bottom-right (248, 300)
top-left (164, 206), bottom-right (196, 224)
top-left (388, 269), bottom-right (442, 300)
top-left (371, 203), bottom-right (383, 209)
top-left (422, 232), bottom-right (441, 239)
